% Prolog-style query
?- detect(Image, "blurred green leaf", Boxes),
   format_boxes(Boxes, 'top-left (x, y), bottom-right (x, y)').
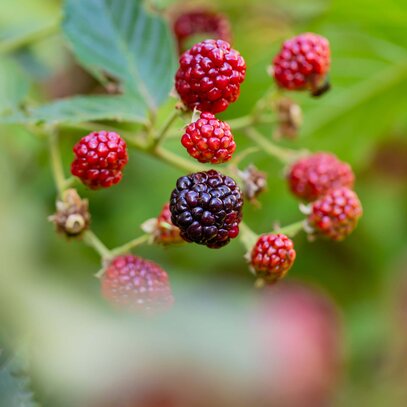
top-left (0, 57), bottom-right (29, 114)
top-left (0, 95), bottom-right (147, 125)
top-left (62, 0), bottom-right (177, 113)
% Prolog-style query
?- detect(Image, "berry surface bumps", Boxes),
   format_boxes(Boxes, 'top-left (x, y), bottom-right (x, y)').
top-left (170, 170), bottom-right (243, 248)
top-left (71, 131), bottom-right (128, 190)
top-left (250, 234), bottom-right (296, 283)
top-left (272, 33), bottom-right (330, 94)
top-left (175, 39), bottom-right (246, 113)
top-left (308, 187), bottom-right (363, 241)
top-left (288, 152), bottom-right (355, 202)
top-left (181, 112), bottom-right (236, 163)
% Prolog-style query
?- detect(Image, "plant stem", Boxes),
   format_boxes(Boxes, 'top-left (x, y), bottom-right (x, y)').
top-left (227, 115), bottom-right (254, 130)
top-left (83, 230), bottom-right (112, 260)
top-left (154, 146), bottom-right (203, 173)
top-left (48, 130), bottom-right (66, 197)
top-left (0, 19), bottom-right (60, 54)
top-left (110, 234), bottom-right (150, 257)
top-left (155, 109), bottom-right (181, 147)
top-left (239, 221), bottom-right (259, 251)
top-left (245, 127), bottom-right (296, 163)
top-left (274, 220), bottom-right (305, 237)
top-left (227, 114), bottom-right (277, 130)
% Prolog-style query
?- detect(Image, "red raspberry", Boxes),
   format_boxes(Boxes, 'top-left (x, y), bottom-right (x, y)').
top-left (308, 187), bottom-right (363, 241)
top-left (175, 39), bottom-right (246, 114)
top-left (154, 203), bottom-right (183, 245)
top-left (288, 152), bottom-right (355, 202)
top-left (101, 255), bottom-right (174, 313)
top-left (272, 33), bottom-right (330, 95)
top-left (181, 112), bottom-right (236, 163)
top-left (71, 131), bottom-right (128, 189)
top-left (173, 10), bottom-right (232, 53)
top-left (250, 234), bottom-right (296, 284)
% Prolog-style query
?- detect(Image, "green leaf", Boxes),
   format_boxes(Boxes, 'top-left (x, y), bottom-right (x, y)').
top-left (0, 58), bottom-right (30, 114)
top-left (1, 95), bottom-right (147, 125)
top-left (62, 0), bottom-right (177, 113)
top-left (0, 352), bottom-right (37, 407)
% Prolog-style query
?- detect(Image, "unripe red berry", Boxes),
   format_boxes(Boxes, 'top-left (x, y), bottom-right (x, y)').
top-left (308, 187), bottom-right (363, 241)
top-left (288, 152), bottom-right (355, 202)
top-left (154, 203), bottom-right (183, 245)
top-left (181, 112), bottom-right (236, 164)
top-left (101, 255), bottom-right (174, 313)
top-left (175, 39), bottom-right (246, 114)
top-left (71, 131), bottom-right (128, 190)
top-left (250, 234), bottom-right (296, 284)
top-left (173, 10), bottom-right (232, 53)
top-left (272, 33), bottom-right (331, 95)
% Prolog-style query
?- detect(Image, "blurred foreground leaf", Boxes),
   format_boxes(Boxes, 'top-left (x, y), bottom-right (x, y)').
top-left (0, 352), bottom-right (37, 407)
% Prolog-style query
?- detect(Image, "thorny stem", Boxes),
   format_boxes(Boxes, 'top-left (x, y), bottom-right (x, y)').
top-left (110, 234), bottom-right (150, 257)
top-left (245, 127), bottom-right (297, 163)
top-left (83, 230), bottom-right (112, 261)
top-left (46, 94), bottom-right (306, 266)
top-left (0, 19), bottom-right (60, 54)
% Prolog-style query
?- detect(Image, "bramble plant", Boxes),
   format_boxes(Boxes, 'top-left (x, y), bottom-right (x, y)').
top-left (0, 0), bottom-right (363, 313)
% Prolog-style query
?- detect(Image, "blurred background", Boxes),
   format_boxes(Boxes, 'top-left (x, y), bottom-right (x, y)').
top-left (0, 0), bottom-right (407, 406)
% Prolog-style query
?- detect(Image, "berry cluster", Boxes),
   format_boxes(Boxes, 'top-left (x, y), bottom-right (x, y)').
top-left (47, 8), bottom-right (362, 312)
top-left (287, 153), bottom-right (362, 241)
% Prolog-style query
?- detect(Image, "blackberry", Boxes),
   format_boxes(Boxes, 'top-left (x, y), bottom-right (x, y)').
top-left (71, 131), bottom-right (128, 189)
top-left (181, 112), bottom-right (236, 164)
top-left (169, 170), bottom-right (243, 248)
top-left (175, 39), bottom-right (246, 114)
top-left (288, 152), bottom-right (355, 202)
top-left (272, 33), bottom-right (331, 96)
top-left (308, 187), bottom-right (363, 241)
top-left (101, 255), bottom-right (174, 313)
top-left (250, 234), bottom-right (296, 284)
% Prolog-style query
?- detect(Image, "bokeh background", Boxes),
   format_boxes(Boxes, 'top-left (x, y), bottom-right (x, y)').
top-left (0, 0), bottom-right (407, 406)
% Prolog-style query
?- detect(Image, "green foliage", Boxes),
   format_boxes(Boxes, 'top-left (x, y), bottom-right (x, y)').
top-left (0, 58), bottom-right (29, 114)
top-left (63, 0), bottom-right (177, 112)
top-left (2, 95), bottom-right (147, 125)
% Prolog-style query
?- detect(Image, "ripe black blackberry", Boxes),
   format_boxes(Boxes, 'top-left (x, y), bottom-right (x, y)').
top-left (170, 170), bottom-right (243, 248)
